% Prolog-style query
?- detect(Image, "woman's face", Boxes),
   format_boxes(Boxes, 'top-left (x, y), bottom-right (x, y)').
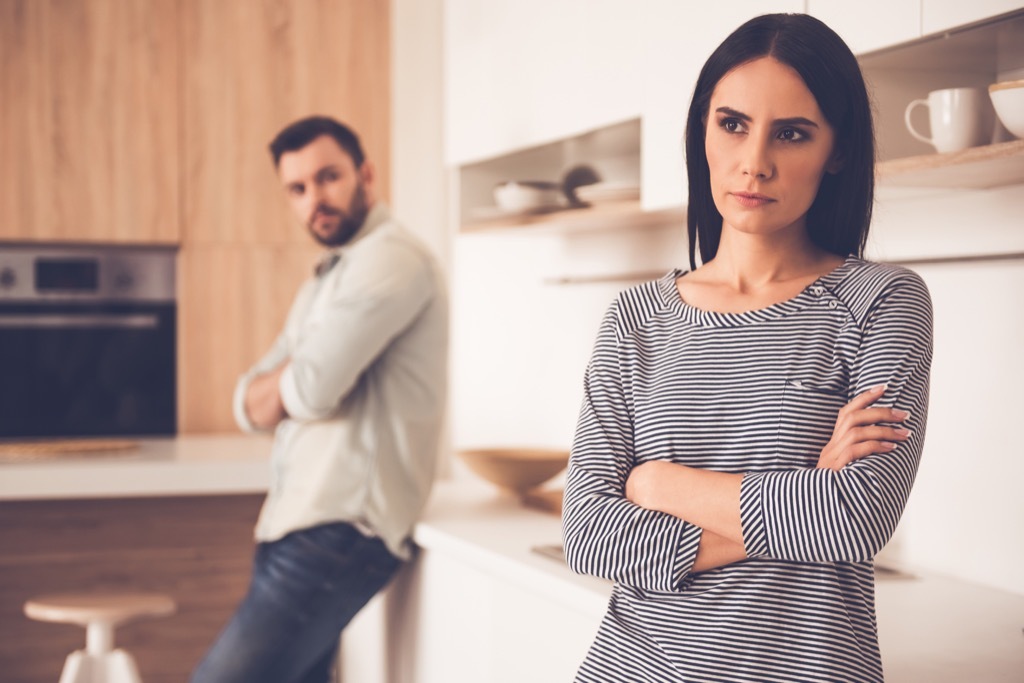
top-left (704, 56), bottom-right (840, 243)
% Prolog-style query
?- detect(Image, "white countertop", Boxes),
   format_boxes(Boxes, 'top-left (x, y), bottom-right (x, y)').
top-left (416, 473), bottom-right (1024, 683)
top-left (3, 443), bottom-right (1021, 680)
top-left (0, 434), bottom-right (272, 500)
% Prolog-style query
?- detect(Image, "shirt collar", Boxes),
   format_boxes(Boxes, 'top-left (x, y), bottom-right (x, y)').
top-left (315, 202), bottom-right (392, 277)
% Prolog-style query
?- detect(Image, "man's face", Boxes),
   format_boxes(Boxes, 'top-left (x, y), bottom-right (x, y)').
top-left (277, 135), bottom-right (375, 247)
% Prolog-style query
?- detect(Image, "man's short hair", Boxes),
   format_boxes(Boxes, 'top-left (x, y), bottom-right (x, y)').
top-left (269, 116), bottom-right (366, 168)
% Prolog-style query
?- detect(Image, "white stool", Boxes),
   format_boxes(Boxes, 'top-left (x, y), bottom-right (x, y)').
top-left (24, 593), bottom-right (176, 683)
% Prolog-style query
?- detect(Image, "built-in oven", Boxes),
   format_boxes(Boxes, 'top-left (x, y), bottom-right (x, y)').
top-left (0, 245), bottom-right (176, 440)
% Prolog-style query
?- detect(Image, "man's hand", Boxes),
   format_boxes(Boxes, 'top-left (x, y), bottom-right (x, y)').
top-left (244, 364), bottom-right (289, 429)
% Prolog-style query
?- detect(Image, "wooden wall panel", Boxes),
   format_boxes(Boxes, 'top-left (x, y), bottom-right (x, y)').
top-left (182, 0), bottom-right (391, 246)
top-left (178, 0), bottom-right (391, 433)
top-left (0, 495), bottom-right (263, 683)
top-left (178, 244), bottom-right (319, 432)
top-left (2, 0), bottom-right (393, 431)
top-left (0, 0), bottom-right (179, 244)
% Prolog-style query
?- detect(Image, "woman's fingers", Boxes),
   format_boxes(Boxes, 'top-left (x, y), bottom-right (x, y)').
top-left (817, 384), bottom-right (914, 471)
top-left (844, 406), bottom-right (911, 428)
top-left (850, 425), bottom-right (913, 444)
top-left (820, 427), bottom-right (912, 471)
top-left (840, 384), bottom-right (887, 415)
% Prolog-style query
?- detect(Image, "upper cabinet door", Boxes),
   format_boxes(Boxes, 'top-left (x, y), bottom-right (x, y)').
top-left (0, 0), bottom-right (180, 244)
top-left (922, 0), bottom-right (1024, 35)
top-left (807, 1), bottom-right (922, 55)
top-left (444, 0), bottom-right (644, 165)
top-left (640, 0), bottom-right (805, 211)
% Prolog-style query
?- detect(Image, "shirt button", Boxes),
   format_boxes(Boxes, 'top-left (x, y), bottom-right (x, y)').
top-left (828, 300), bottom-right (839, 309)
top-left (811, 286), bottom-right (825, 296)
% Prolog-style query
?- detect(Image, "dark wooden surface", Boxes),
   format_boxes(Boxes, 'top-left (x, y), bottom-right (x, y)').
top-left (0, 494), bottom-right (263, 683)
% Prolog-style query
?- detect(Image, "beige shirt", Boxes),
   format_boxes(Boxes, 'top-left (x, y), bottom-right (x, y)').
top-left (233, 203), bottom-right (448, 559)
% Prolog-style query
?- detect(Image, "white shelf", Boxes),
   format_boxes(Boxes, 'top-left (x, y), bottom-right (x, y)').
top-left (460, 200), bottom-right (684, 235)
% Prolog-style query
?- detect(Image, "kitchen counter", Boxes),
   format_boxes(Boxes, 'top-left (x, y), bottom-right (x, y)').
top-left (2, 443), bottom-right (1020, 681)
top-left (407, 474), bottom-right (1024, 683)
top-left (0, 434), bottom-right (272, 500)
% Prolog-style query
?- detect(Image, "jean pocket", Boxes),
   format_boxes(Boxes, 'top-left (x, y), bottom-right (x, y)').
top-left (776, 379), bottom-right (848, 468)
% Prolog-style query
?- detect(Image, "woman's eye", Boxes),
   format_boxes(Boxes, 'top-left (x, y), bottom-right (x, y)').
top-left (719, 118), bottom-right (744, 134)
top-left (778, 128), bottom-right (807, 142)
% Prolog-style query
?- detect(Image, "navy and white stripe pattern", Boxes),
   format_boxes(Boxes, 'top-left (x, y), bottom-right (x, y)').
top-left (562, 258), bottom-right (933, 682)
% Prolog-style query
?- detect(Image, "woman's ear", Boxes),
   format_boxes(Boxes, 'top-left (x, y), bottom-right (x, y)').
top-left (826, 149), bottom-right (845, 175)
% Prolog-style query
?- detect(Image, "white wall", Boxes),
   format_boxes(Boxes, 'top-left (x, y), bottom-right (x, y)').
top-left (450, 193), bottom-right (1024, 597)
top-left (389, 0), bottom-right (449, 269)
top-left (871, 195), bottom-right (1024, 596)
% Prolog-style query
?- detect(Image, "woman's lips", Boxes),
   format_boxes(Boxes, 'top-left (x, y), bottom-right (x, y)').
top-left (731, 192), bottom-right (775, 208)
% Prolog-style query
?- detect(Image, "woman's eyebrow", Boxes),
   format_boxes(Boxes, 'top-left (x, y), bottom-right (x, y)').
top-left (715, 106), bottom-right (820, 128)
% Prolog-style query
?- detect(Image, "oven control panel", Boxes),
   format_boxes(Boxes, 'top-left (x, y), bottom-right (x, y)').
top-left (0, 246), bottom-right (175, 302)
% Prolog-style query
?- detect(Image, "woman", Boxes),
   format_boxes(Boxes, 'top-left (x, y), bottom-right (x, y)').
top-left (562, 13), bottom-right (932, 682)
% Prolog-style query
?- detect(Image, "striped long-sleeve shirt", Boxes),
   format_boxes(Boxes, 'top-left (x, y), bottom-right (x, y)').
top-left (562, 258), bottom-right (933, 682)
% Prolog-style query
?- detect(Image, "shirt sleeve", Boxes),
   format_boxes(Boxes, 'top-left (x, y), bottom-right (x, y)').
top-left (233, 331), bottom-right (291, 433)
top-left (562, 300), bottom-right (704, 591)
top-left (279, 237), bottom-right (435, 422)
top-left (740, 271), bottom-right (934, 563)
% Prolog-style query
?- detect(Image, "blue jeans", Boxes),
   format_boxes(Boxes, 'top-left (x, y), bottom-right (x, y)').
top-left (191, 522), bottom-right (402, 683)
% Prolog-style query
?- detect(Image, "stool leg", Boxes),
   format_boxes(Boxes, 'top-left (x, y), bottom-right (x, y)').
top-left (57, 650), bottom-right (92, 683)
top-left (86, 620), bottom-right (115, 655)
top-left (106, 650), bottom-right (143, 683)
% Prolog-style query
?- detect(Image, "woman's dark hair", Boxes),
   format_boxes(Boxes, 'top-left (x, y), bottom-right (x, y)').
top-left (269, 116), bottom-right (365, 168)
top-left (684, 13), bottom-right (874, 269)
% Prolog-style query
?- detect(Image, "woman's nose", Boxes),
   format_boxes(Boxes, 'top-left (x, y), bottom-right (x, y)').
top-left (741, 137), bottom-right (774, 180)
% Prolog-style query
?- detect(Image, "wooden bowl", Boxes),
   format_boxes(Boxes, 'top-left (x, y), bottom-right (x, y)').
top-left (457, 448), bottom-right (570, 494)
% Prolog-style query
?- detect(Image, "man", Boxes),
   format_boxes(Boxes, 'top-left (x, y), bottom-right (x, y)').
top-left (191, 116), bottom-right (449, 683)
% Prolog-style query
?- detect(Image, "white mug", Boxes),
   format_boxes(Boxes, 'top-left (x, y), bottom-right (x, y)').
top-left (904, 87), bottom-right (995, 153)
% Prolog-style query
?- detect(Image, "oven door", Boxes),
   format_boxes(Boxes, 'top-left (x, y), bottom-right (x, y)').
top-left (0, 302), bottom-right (176, 439)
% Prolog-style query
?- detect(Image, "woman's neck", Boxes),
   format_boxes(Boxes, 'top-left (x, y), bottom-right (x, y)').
top-left (701, 228), bottom-right (842, 291)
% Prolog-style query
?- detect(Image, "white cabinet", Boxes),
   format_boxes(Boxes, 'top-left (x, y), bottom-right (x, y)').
top-left (807, 1), bottom-right (921, 55)
top-left (444, 0), bottom-right (643, 165)
top-left (640, 0), bottom-right (804, 210)
top-left (390, 549), bottom-right (601, 682)
top-left (922, 0), bottom-right (1024, 35)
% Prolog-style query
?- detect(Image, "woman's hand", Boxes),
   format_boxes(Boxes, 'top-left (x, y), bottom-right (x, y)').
top-left (817, 384), bottom-right (911, 471)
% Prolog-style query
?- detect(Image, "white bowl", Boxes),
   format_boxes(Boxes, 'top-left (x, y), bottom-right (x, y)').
top-left (989, 79), bottom-right (1024, 139)
top-left (493, 181), bottom-right (563, 212)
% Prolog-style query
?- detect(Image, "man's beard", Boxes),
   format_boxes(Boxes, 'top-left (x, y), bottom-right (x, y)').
top-left (307, 181), bottom-right (370, 247)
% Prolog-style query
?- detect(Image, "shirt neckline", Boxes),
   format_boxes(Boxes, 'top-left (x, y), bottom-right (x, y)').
top-left (658, 256), bottom-right (860, 327)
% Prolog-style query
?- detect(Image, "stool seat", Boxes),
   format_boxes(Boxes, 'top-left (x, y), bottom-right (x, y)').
top-left (25, 593), bottom-right (176, 627)
top-left (25, 593), bottom-right (176, 683)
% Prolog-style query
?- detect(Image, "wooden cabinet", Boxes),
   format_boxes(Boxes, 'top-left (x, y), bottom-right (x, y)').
top-left (443, 0), bottom-right (643, 165)
top-left (0, 494), bottom-right (263, 683)
top-left (181, 0), bottom-right (391, 246)
top-left (178, 244), bottom-right (319, 432)
top-left (807, 1), bottom-right (921, 55)
top-left (0, 0), bottom-right (179, 244)
top-left (177, 0), bottom-right (391, 433)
